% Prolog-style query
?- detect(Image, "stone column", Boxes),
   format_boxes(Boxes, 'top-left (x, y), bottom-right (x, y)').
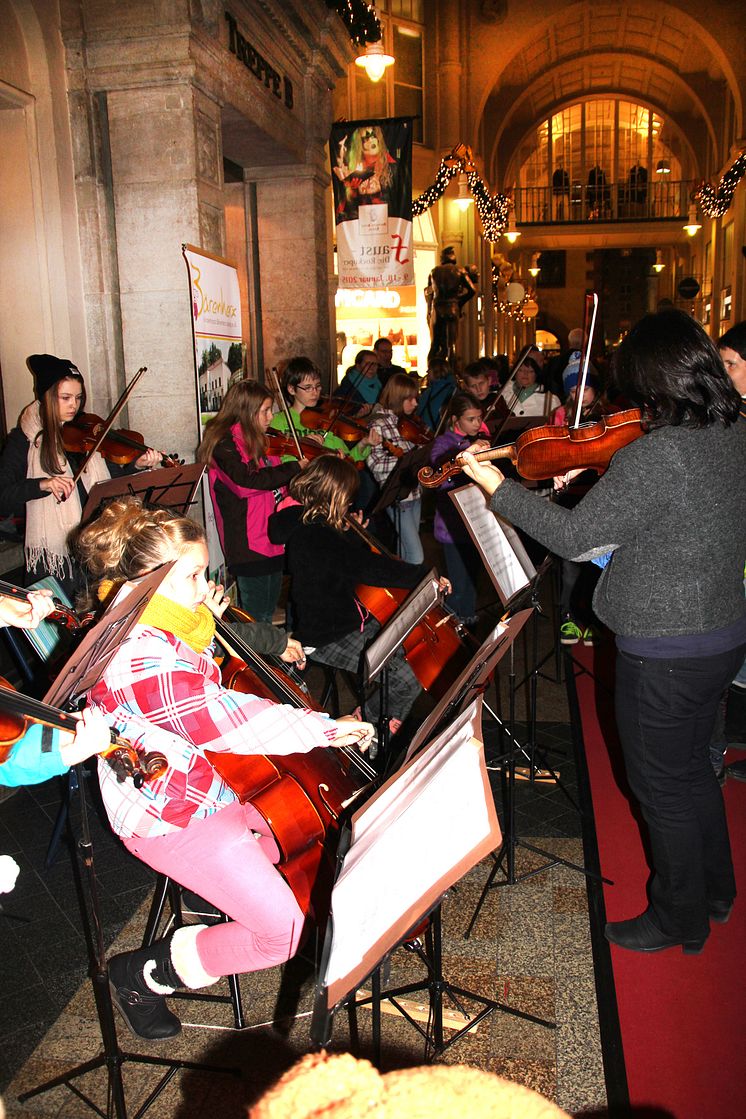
top-left (105, 82), bottom-right (221, 459)
top-left (247, 165), bottom-right (334, 381)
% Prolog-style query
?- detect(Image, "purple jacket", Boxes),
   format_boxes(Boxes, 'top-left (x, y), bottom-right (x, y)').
top-left (430, 429), bottom-right (475, 545)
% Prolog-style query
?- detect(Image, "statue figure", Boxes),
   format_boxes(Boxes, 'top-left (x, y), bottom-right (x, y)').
top-left (425, 246), bottom-right (478, 363)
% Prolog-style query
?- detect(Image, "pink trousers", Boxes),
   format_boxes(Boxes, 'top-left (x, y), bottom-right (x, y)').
top-left (123, 800), bottom-right (305, 979)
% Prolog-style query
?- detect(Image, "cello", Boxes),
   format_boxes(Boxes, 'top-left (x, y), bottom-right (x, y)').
top-left (345, 516), bottom-right (472, 699)
top-left (204, 607), bottom-right (375, 918)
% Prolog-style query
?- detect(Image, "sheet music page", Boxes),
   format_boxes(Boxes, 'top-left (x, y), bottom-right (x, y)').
top-left (449, 484), bottom-right (536, 605)
top-left (324, 701), bottom-right (494, 989)
top-left (364, 571), bottom-right (440, 683)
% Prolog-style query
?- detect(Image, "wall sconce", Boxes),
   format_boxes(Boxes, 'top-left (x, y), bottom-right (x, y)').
top-left (503, 216), bottom-right (521, 244)
top-left (652, 250), bottom-right (665, 273)
top-left (655, 159), bottom-right (671, 175)
top-left (683, 204), bottom-right (701, 237)
top-left (528, 253), bottom-right (541, 278)
top-left (355, 39), bottom-right (395, 83)
top-left (454, 173), bottom-right (473, 211)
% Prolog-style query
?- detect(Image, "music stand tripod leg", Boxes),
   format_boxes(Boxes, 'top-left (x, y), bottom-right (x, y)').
top-left (18, 764), bottom-right (238, 1119)
top-left (358, 905), bottom-right (554, 1062)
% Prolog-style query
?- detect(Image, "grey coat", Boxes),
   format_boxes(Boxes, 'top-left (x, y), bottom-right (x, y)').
top-left (488, 421), bottom-right (746, 638)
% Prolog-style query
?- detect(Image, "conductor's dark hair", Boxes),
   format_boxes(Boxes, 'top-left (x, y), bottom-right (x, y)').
top-left (718, 321), bottom-right (746, 360)
top-left (611, 309), bottom-right (740, 428)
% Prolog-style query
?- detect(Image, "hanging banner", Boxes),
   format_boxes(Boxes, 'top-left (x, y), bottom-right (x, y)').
top-left (330, 116), bottom-right (413, 288)
top-left (182, 243), bottom-right (244, 583)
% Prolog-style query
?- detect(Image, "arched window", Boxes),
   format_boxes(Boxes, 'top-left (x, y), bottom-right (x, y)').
top-left (512, 98), bottom-right (689, 223)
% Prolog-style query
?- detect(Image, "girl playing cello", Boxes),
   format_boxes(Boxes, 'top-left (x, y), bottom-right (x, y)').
top-left (76, 497), bottom-right (373, 1041)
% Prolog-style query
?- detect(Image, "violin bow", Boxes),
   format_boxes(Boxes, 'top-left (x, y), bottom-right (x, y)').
top-left (68, 366), bottom-right (148, 492)
top-left (267, 366), bottom-right (305, 461)
top-left (488, 344), bottom-right (534, 444)
top-left (573, 293), bottom-right (599, 431)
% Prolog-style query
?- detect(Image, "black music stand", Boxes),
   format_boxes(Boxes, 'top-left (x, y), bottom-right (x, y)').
top-left (371, 444), bottom-right (431, 518)
top-left (361, 569), bottom-right (444, 771)
top-left (81, 462), bottom-right (205, 523)
top-left (18, 569), bottom-right (234, 1119)
top-left (310, 698), bottom-right (554, 1064)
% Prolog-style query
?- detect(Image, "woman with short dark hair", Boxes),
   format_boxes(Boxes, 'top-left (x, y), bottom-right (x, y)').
top-left (462, 309), bottom-right (746, 956)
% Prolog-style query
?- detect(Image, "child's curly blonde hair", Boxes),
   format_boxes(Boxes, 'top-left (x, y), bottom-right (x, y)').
top-left (75, 497), bottom-right (205, 585)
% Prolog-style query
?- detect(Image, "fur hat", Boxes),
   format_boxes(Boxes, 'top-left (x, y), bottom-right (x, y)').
top-left (26, 354), bottom-right (82, 400)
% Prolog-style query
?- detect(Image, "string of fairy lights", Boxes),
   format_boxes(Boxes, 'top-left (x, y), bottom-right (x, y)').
top-left (411, 153), bottom-right (526, 317)
top-left (412, 153), bottom-right (512, 241)
top-left (696, 151), bottom-right (746, 219)
top-left (325, 0), bottom-right (380, 45)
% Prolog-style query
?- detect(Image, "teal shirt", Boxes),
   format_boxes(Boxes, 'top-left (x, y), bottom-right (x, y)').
top-left (0, 724), bottom-right (66, 787)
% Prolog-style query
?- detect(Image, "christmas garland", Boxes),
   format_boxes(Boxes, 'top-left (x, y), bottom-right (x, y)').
top-left (326, 0), bottom-right (381, 46)
top-left (412, 144), bottom-right (512, 241)
top-left (695, 151), bottom-right (746, 219)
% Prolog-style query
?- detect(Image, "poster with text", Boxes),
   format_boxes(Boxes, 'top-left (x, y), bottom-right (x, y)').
top-left (183, 244), bottom-right (244, 585)
top-left (330, 117), bottom-right (413, 288)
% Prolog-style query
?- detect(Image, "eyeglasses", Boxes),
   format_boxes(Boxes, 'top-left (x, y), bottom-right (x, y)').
top-left (296, 382), bottom-right (321, 392)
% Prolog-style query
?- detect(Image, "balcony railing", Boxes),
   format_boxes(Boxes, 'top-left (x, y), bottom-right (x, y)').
top-left (512, 180), bottom-right (692, 225)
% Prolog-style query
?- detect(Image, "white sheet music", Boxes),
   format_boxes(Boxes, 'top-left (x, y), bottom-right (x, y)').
top-left (449, 483), bottom-right (536, 605)
top-left (323, 700), bottom-right (499, 994)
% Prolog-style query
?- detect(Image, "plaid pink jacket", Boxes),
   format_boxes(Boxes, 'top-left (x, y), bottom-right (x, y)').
top-left (89, 624), bottom-right (336, 839)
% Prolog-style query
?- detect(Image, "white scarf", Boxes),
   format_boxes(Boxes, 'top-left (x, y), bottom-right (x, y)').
top-left (20, 401), bottom-right (110, 579)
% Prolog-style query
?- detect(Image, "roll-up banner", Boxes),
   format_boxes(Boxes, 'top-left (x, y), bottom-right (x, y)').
top-left (330, 117), bottom-right (414, 288)
top-left (183, 243), bottom-right (244, 583)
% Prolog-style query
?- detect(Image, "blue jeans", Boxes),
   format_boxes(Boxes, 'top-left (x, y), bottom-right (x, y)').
top-left (235, 571), bottom-right (283, 623)
top-left (615, 644), bottom-right (746, 939)
top-left (387, 499), bottom-right (423, 566)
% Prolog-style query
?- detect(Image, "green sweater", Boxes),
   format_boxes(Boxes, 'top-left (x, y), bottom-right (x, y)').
top-left (269, 410), bottom-right (371, 462)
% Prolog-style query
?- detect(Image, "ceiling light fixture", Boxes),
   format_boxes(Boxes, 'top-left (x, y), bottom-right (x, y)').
top-left (454, 172), bottom-right (473, 211)
top-left (355, 39), bottom-right (394, 83)
top-left (656, 158), bottom-right (671, 175)
top-left (528, 253), bottom-right (541, 278)
top-left (652, 249), bottom-right (665, 273)
top-left (683, 203), bottom-right (701, 237)
top-left (503, 215), bottom-right (521, 244)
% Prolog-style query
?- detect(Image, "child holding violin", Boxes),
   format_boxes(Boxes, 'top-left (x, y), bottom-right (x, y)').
top-left (270, 356), bottom-right (380, 513)
top-left (0, 354), bottom-right (162, 598)
top-left (550, 369), bottom-right (605, 646)
top-left (429, 392), bottom-right (491, 627)
top-left (270, 356), bottom-right (381, 464)
top-left (75, 496), bottom-right (374, 1042)
top-left (197, 379), bottom-right (306, 623)
top-left (0, 587), bottom-right (112, 789)
top-left (269, 456), bottom-right (449, 733)
top-left (367, 373), bottom-right (425, 565)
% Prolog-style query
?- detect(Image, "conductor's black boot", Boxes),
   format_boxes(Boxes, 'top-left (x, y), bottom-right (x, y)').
top-left (109, 924), bottom-right (217, 1041)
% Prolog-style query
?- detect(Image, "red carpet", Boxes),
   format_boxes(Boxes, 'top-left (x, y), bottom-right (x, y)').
top-left (572, 642), bottom-right (746, 1118)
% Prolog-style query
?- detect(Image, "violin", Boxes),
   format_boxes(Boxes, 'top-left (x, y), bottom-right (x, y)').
top-left (300, 403), bottom-right (369, 446)
top-left (0, 579), bottom-right (94, 632)
top-left (419, 407), bottom-right (646, 487)
top-left (205, 607), bottom-right (375, 918)
top-left (345, 517), bottom-right (471, 698)
top-left (397, 414), bottom-right (432, 445)
top-left (62, 413), bottom-right (181, 469)
top-left (264, 429), bottom-right (340, 463)
top-left (0, 678), bottom-right (166, 786)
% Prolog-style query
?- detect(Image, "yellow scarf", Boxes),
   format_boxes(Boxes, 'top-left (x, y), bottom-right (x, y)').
top-left (98, 579), bottom-right (216, 654)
